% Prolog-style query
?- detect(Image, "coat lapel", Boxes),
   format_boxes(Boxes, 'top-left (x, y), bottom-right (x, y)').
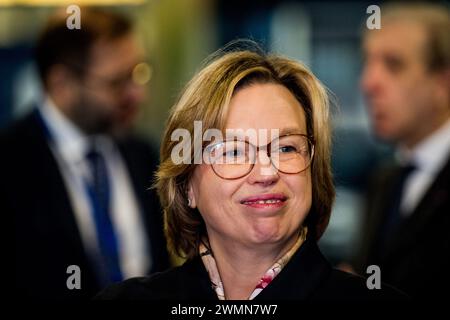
top-left (256, 237), bottom-right (331, 300)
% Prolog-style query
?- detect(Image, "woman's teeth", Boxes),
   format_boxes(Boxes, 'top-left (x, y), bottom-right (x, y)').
top-left (243, 199), bottom-right (282, 205)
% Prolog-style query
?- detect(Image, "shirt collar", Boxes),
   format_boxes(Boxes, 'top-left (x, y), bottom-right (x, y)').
top-left (39, 96), bottom-right (113, 163)
top-left (397, 119), bottom-right (450, 173)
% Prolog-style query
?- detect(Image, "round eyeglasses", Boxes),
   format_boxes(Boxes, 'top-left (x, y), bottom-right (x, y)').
top-left (204, 134), bottom-right (314, 180)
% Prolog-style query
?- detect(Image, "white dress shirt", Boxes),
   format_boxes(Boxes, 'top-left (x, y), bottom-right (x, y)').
top-left (39, 96), bottom-right (151, 278)
top-left (397, 119), bottom-right (450, 216)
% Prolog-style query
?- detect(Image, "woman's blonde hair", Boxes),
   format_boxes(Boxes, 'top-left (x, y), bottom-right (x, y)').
top-left (155, 46), bottom-right (335, 259)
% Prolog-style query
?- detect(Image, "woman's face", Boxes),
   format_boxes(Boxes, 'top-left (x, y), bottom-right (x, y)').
top-left (188, 83), bottom-right (312, 250)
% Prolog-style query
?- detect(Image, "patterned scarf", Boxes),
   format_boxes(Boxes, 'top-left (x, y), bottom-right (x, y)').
top-left (199, 226), bottom-right (307, 300)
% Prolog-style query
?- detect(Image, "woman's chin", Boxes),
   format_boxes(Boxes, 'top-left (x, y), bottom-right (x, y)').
top-left (246, 222), bottom-right (286, 245)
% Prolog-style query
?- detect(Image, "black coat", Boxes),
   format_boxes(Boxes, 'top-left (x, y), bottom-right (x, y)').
top-left (355, 157), bottom-right (450, 298)
top-left (1, 109), bottom-right (170, 300)
top-left (96, 235), bottom-right (406, 301)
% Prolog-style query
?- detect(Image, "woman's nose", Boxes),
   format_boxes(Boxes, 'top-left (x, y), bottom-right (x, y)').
top-left (246, 150), bottom-right (280, 186)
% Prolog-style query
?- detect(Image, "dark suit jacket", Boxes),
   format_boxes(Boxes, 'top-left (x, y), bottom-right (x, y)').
top-left (355, 156), bottom-right (450, 298)
top-left (96, 236), bottom-right (406, 301)
top-left (1, 109), bottom-right (170, 300)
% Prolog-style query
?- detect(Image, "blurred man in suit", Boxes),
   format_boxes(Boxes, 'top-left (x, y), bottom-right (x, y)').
top-left (356, 3), bottom-right (449, 298)
top-left (2, 7), bottom-right (169, 300)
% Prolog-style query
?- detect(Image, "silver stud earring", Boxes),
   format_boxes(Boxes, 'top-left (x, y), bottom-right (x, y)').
top-left (188, 198), bottom-right (192, 207)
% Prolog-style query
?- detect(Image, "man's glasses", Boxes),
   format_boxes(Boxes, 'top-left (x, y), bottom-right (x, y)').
top-left (204, 134), bottom-right (314, 180)
top-left (88, 62), bottom-right (152, 92)
top-left (67, 61), bottom-right (152, 92)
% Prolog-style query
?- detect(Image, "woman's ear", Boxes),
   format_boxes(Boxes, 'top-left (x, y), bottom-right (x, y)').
top-left (187, 182), bottom-right (197, 208)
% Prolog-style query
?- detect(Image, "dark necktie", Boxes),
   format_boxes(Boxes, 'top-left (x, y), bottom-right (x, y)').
top-left (85, 146), bottom-right (123, 285)
top-left (379, 163), bottom-right (416, 248)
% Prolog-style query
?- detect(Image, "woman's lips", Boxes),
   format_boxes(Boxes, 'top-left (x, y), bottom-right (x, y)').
top-left (240, 193), bottom-right (287, 209)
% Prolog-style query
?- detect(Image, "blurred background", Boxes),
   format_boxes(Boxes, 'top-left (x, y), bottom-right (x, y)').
top-left (1, 0), bottom-right (400, 265)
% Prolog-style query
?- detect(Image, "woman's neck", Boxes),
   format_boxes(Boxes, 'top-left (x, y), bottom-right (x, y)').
top-left (208, 236), bottom-right (297, 300)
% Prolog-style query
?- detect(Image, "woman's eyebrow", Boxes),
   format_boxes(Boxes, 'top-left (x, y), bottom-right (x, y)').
top-left (219, 127), bottom-right (305, 143)
top-left (279, 127), bottom-right (304, 135)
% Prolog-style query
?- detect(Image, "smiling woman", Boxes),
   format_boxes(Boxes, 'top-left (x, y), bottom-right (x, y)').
top-left (96, 42), bottom-right (407, 301)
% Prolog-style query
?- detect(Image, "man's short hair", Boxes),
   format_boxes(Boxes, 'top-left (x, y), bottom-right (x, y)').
top-left (382, 2), bottom-right (450, 72)
top-left (35, 7), bottom-right (133, 88)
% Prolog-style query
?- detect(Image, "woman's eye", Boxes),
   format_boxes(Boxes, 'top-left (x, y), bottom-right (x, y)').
top-left (223, 149), bottom-right (243, 157)
top-left (279, 145), bottom-right (297, 153)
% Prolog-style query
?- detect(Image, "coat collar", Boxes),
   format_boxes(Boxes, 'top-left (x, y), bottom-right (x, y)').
top-left (181, 235), bottom-right (331, 300)
top-left (255, 235), bottom-right (331, 300)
